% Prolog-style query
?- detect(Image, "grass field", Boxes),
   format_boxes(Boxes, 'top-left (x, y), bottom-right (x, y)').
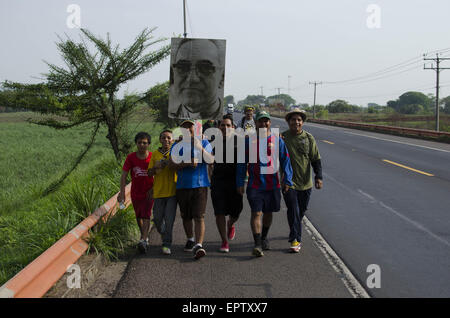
top-left (0, 109), bottom-right (166, 285)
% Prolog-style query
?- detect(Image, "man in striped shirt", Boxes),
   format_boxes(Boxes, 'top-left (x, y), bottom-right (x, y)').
top-left (237, 111), bottom-right (293, 257)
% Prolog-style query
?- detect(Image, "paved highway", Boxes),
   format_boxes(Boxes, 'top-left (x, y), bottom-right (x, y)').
top-left (269, 115), bottom-right (450, 297)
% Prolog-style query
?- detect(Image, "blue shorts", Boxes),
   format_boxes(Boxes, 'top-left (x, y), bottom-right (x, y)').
top-left (246, 187), bottom-right (281, 213)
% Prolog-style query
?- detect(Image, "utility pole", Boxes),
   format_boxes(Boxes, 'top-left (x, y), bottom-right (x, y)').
top-left (424, 53), bottom-right (450, 131)
top-left (288, 75), bottom-right (291, 95)
top-left (183, 0), bottom-right (187, 38)
top-left (309, 81), bottom-right (322, 119)
top-left (259, 86), bottom-right (264, 96)
top-left (275, 87), bottom-right (283, 95)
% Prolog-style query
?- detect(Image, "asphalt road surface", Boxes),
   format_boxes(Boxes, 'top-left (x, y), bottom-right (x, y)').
top-left (269, 115), bottom-right (450, 297)
top-left (113, 187), bottom-right (353, 298)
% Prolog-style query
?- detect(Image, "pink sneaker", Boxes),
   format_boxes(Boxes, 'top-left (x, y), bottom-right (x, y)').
top-left (227, 224), bottom-right (236, 241)
top-left (219, 241), bottom-right (229, 253)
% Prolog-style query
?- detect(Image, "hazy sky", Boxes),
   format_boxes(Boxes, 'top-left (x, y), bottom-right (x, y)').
top-left (1, 0), bottom-right (450, 106)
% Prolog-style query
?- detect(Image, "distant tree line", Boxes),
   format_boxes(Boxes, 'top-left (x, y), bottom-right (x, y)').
top-left (222, 90), bottom-right (450, 116)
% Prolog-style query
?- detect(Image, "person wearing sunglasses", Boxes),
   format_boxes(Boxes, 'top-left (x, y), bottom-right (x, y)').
top-left (169, 38), bottom-right (225, 120)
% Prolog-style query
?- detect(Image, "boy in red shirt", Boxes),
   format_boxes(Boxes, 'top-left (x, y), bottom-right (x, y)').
top-left (118, 132), bottom-right (154, 254)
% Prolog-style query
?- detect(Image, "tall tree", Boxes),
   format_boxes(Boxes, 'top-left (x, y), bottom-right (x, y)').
top-left (1, 28), bottom-right (169, 195)
top-left (2, 28), bottom-right (170, 163)
top-left (398, 91), bottom-right (432, 112)
top-left (266, 94), bottom-right (296, 108)
top-left (145, 81), bottom-right (178, 128)
top-left (440, 96), bottom-right (450, 114)
top-left (238, 95), bottom-right (266, 106)
top-left (224, 95), bottom-right (235, 105)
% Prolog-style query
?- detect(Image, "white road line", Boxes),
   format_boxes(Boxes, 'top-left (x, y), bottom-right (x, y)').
top-left (328, 174), bottom-right (450, 249)
top-left (343, 131), bottom-right (450, 154)
top-left (303, 217), bottom-right (371, 298)
top-left (304, 123), bottom-right (339, 131)
top-left (357, 189), bottom-right (376, 203)
top-left (272, 118), bottom-right (338, 131)
top-left (324, 173), bottom-right (360, 197)
top-left (297, 121), bottom-right (450, 153)
top-left (378, 201), bottom-right (450, 249)
top-left (356, 189), bottom-right (450, 249)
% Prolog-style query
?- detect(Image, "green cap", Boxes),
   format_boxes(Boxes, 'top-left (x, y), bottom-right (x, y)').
top-left (255, 111), bottom-right (271, 121)
top-left (179, 119), bottom-right (195, 127)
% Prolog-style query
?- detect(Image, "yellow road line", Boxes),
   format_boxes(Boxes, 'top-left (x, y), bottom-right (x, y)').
top-left (382, 159), bottom-right (434, 177)
top-left (322, 140), bottom-right (335, 144)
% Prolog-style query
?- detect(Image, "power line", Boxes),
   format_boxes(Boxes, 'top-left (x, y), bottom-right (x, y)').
top-left (290, 82), bottom-right (310, 91)
top-left (324, 64), bottom-right (423, 86)
top-left (323, 57), bottom-right (422, 85)
top-left (424, 53), bottom-right (450, 131)
top-left (322, 47), bottom-right (450, 86)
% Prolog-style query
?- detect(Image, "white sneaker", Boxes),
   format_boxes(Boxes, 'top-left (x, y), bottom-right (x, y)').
top-left (162, 247), bottom-right (171, 255)
top-left (138, 239), bottom-right (147, 254)
top-left (193, 244), bottom-right (206, 260)
top-left (290, 240), bottom-right (301, 253)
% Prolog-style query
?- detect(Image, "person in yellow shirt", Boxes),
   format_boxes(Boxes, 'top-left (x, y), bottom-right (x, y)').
top-left (148, 129), bottom-right (177, 255)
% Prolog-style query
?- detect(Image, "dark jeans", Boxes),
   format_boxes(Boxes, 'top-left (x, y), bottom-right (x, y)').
top-left (282, 188), bottom-right (312, 243)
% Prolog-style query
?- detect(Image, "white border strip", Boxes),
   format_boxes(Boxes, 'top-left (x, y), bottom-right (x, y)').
top-left (303, 217), bottom-right (370, 298)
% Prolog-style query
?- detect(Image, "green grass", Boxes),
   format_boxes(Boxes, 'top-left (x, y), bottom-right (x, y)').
top-left (0, 110), bottom-right (166, 286)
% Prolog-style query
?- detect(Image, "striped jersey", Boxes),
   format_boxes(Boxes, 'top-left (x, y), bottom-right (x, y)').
top-left (237, 134), bottom-right (293, 190)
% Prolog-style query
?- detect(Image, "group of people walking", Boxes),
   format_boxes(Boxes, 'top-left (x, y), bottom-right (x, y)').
top-left (118, 105), bottom-right (323, 260)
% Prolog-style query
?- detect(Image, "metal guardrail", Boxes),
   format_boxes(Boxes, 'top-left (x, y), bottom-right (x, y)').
top-left (0, 184), bottom-right (131, 298)
top-left (308, 118), bottom-right (450, 139)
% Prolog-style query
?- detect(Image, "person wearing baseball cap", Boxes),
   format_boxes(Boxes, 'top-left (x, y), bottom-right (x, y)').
top-left (237, 109), bottom-right (293, 257)
top-left (237, 105), bottom-right (256, 132)
top-left (255, 110), bottom-right (270, 121)
top-left (179, 119), bottom-right (195, 126)
top-left (281, 108), bottom-right (323, 253)
top-left (169, 119), bottom-right (214, 260)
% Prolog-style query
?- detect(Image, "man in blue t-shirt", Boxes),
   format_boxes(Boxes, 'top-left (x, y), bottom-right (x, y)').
top-left (169, 120), bottom-right (214, 260)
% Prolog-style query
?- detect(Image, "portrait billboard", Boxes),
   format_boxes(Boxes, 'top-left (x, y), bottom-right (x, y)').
top-left (169, 38), bottom-right (226, 120)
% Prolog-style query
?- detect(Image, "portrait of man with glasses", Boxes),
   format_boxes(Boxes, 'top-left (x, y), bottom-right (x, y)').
top-left (169, 38), bottom-right (226, 120)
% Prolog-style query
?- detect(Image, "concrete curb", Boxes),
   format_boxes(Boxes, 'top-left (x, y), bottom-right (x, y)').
top-left (303, 217), bottom-right (371, 298)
